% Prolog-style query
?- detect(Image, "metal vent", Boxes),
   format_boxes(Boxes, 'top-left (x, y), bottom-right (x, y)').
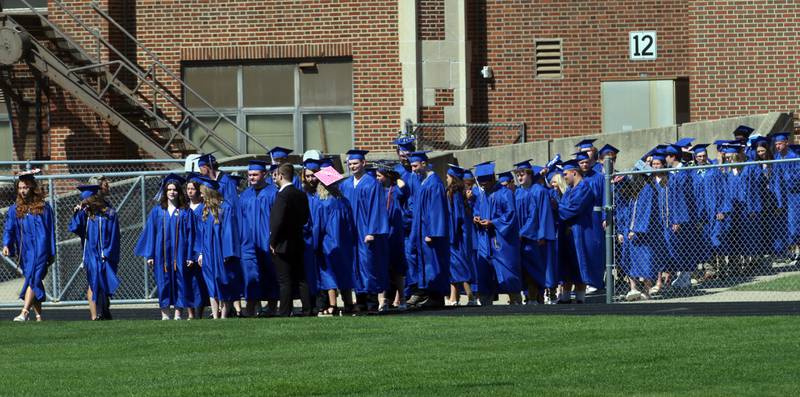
top-left (535, 39), bottom-right (562, 79)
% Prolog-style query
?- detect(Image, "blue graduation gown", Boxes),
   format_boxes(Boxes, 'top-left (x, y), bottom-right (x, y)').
top-left (396, 165), bottom-right (419, 289)
top-left (217, 172), bottom-right (240, 205)
top-left (303, 192), bottom-right (319, 299)
top-left (386, 184), bottom-right (407, 276)
top-left (135, 206), bottom-right (197, 308)
top-left (313, 196), bottom-right (356, 291)
top-left (558, 180), bottom-right (603, 287)
top-left (742, 163), bottom-right (778, 255)
top-left (448, 190), bottom-right (474, 284)
top-left (68, 208), bottom-right (121, 302)
top-left (771, 150), bottom-right (800, 252)
top-left (474, 184), bottom-right (521, 294)
top-left (339, 173), bottom-right (390, 294)
top-left (625, 182), bottom-right (661, 280)
top-left (516, 184), bottom-right (557, 289)
top-left (195, 202), bottom-right (243, 301)
top-left (719, 168), bottom-right (748, 256)
top-left (409, 172), bottom-right (450, 294)
top-left (238, 185), bottom-right (279, 301)
top-left (3, 204), bottom-right (56, 301)
top-left (188, 203), bottom-right (210, 306)
top-left (652, 173), bottom-right (692, 272)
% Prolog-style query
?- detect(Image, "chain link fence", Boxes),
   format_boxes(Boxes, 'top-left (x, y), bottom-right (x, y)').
top-left (0, 159), bottom-right (247, 307)
top-left (405, 120), bottom-right (526, 151)
top-left (610, 157), bottom-right (800, 303)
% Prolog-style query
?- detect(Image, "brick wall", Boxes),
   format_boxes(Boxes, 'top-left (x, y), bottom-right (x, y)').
top-left (418, 0), bottom-right (446, 41)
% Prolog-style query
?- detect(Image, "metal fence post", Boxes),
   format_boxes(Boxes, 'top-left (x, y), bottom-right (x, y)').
top-left (140, 175), bottom-right (148, 299)
top-left (404, 118), bottom-right (413, 135)
top-left (49, 178), bottom-right (59, 300)
top-left (520, 122), bottom-right (527, 143)
top-left (604, 157), bottom-right (614, 304)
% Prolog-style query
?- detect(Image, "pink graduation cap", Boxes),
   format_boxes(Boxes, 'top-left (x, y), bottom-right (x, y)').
top-left (314, 166), bottom-right (344, 187)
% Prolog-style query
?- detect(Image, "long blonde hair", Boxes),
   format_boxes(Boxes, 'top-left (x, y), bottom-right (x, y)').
top-left (200, 185), bottom-right (223, 224)
top-left (550, 173), bottom-right (567, 195)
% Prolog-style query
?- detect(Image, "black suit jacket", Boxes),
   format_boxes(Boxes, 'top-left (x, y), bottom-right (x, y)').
top-left (269, 184), bottom-right (310, 256)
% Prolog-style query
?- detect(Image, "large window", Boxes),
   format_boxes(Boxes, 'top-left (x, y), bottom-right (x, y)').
top-left (183, 61), bottom-right (353, 155)
top-left (0, 0), bottom-right (48, 13)
top-left (601, 79), bottom-right (689, 133)
top-left (0, 96), bottom-right (12, 162)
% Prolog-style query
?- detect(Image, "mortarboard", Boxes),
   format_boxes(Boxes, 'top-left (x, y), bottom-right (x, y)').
top-left (675, 137), bottom-right (695, 148)
top-left (16, 168), bottom-right (41, 182)
top-left (513, 159), bottom-right (533, 170)
top-left (269, 146), bottom-right (293, 160)
top-left (346, 149), bottom-right (369, 161)
top-left (733, 125), bottom-right (755, 138)
top-left (598, 144), bottom-right (620, 156)
top-left (394, 136), bottom-right (416, 152)
top-left (770, 132), bottom-right (791, 142)
top-left (690, 144), bottom-right (710, 155)
top-left (473, 161), bottom-right (495, 181)
top-left (315, 166), bottom-right (344, 187)
top-left (197, 152), bottom-right (217, 167)
top-left (77, 184), bottom-right (100, 200)
top-left (573, 151), bottom-right (590, 161)
top-left (720, 143), bottom-right (744, 154)
top-left (651, 150), bottom-right (667, 162)
top-left (320, 157), bottom-right (335, 168)
top-left (365, 167), bottom-right (377, 178)
top-left (463, 169), bottom-right (475, 180)
top-left (561, 159), bottom-right (581, 171)
top-left (408, 151), bottom-right (431, 164)
top-left (497, 171), bottom-right (514, 183)
top-left (575, 139), bottom-right (597, 150)
top-left (447, 164), bottom-right (466, 179)
top-left (196, 176), bottom-right (220, 191)
top-left (248, 160), bottom-right (269, 172)
top-left (303, 158), bottom-right (322, 171)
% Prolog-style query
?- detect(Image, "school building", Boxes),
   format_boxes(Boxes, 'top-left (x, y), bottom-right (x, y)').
top-left (0, 0), bottom-right (798, 163)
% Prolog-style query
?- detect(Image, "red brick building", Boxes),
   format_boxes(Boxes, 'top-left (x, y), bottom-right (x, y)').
top-left (1, 0), bottom-right (798, 162)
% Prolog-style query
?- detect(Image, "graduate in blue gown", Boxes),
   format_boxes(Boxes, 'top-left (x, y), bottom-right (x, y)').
top-left (405, 151), bottom-right (450, 308)
top-left (557, 160), bottom-right (602, 303)
top-left (620, 174), bottom-right (662, 301)
top-left (445, 165), bottom-right (475, 306)
top-left (197, 153), bottom-right (240, 207)
top-left (742, 137), bottom-right (778, 258)
top-left (472, 161), bottom-right (522, 305)
top-left (394, 137), bottom-right (420, 302)
top-left (68, 184), bottom-right (120, 320)
top-left (269, 146), bottom-right (303, 189)
top-left (769, 132), bottom-right (800, 257)
top-left (717, 144), bottom-right (750, 272)
top-left (2, 170), bottom-right (55, 322)
top-left (311, 166), bottom-right (356, 316)
top-left (135, 174), bottom-right (198, 320)
top-left (514, 161), bottom-right (557, 304)
top-left (301, 159), bottom-right (323, 313)
top-left (376, 163), bottom-right (408, 310)
top-left (184, 175), bottom-right (210, 316)
top-left (339, 149), bottom-right (390, 313)
top-left (194, 177), bottom-right (242, 319)
top-left (237, 160), bottom-right (280, 317)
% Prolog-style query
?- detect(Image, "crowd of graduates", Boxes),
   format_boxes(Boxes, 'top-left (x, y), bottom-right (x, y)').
top-left (3, 124), bottom-right (798, 320)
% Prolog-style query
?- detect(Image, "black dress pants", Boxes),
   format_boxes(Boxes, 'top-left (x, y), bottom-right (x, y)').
top-left (272, 251), bottom-right (310, 316)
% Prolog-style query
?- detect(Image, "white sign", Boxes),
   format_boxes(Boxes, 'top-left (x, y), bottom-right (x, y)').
top-left (629, 31), bottom-right (657, 60)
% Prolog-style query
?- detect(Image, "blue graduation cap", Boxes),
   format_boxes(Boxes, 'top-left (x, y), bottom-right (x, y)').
top-left (720, 143), bottom-right (744, 154)
top-left (572, 151), bottom-right (590, 161)
top-left (320, 157), bottom-right (335, 168)
top-left (248, 160), bottom-right (269, 172)
top-left (530, 165), bottom-right (544, 179)
top-left (513, 159), bottom-right (533, 170)
top-left (640, 148), bottom-right (655, 162)
top-left (303, 158), bottom-right (322, 171)
top-left (463, 169), bottom-right (475, 180)
top-left (268, 164), bottom-right (280, 173)
top-left (598, 144), bottom-right (619, 157)
top-left (186, 172), bottom-right (202, 184)
top-left (408, 151), bottom-right (431, 164)
top-left (447, 164), bottom-right (466, 179)
top-left (154, 173), bottom-right (186, 201)
top-left (228, 174), bottom-right (244, 185)
top-left (497, 171), bottom-right (514, 183)
top-left (77, 184), bottom-right (100, 200)
top-left (346, 149), bottom-right (369, 161)
top-left (751, 136), bottom-right (770, 147)
top-left (545, 154), bottom-right (562, 169)
top-left (394, 136), bottom-right (416, 152)
top-left (575, 139), bottom-right (597, 150)
top-left (690, 144), bottom-right (710, 155)
top-left (473, 161), bottom-right (495, 181)
top-left (663, 144), bottom-right (682, 155)
top-left (733, 125), bottom-right (755, 137)
top-left (365, 167), bottom-right (377, 178)
top-left (770, 132), bottom-right (791, 142)
top-left (561, 159), bottom-right (581, 171)
top-left (197, 152), bottom-right (217, 167)
top-left (675, 137), bottom-right (695, 148)
top-left (269, 146), bottom-right (293, 160)
top-left (196, 176), bottom-right (220, 191)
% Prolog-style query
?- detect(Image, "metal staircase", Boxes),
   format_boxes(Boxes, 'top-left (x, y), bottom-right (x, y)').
top-left (0, 0), bottom-right (268, 159)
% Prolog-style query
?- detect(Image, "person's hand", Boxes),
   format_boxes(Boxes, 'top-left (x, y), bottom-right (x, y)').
top-left (480, 219), bottom-right (493, 230)
top-left (146, 259), bottom-right (154, 267)
top-left (628, 232), bottom-right (635, 241)
top-left (472, 216), bottom-right (481, 225)
top-left (1, 246), bottom-right (8, 257)
top-left (672, 224), bottom-right (681, 233)
top-left (73, 204), bottom-right (82, 213)
top-left (612, 175), bottom-right (625, 184)
top-left (397, 179), bottom-right (406, 189)
top-left (424, 236), bottom-right (432, 243)
top-left (602, 220), bottom-right (607, 230)
top-left (716, 213), bottom-right (725, 221)
top-left (618, 234), bottom-right (624, 244)
top-left (465, 189), bottom-right (473, 199)
top-left (364, 235), bottom-right (375, 243)
top-left (186, 260), bottom-right (194, 268)
top-left (197, 255), bottom-right (203, 267)
top-left (270, 246), bottom-right (275, 254)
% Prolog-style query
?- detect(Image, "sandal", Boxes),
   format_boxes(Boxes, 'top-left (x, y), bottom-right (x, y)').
top-left (12, 310), bottom-right (29, 322)
top-left (317, 307), bottom-right (337, 317)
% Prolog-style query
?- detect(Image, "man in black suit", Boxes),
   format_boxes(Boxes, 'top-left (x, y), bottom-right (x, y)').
top-left (270, 163), bottom-right (311, 316)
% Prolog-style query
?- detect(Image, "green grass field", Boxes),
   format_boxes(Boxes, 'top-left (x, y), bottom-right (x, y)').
top-left (2, 315), bottom-right (798, 396)
top-left (734, 274), bottom-right (800, 292)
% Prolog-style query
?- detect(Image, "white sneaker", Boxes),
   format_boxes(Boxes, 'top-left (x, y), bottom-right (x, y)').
top-left (174, 315), bottom-right (182, 321)
top-left (586, 286), bottom-right (598, 294)
top-left (161, 315), bottom-right (170, 321)
top-left (12, 312), bottom-right (28, 322)
top-left (625, 290), bottom-right (642, 302)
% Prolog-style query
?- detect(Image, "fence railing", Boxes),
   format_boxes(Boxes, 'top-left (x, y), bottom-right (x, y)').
top-left (405, 120), bottom-right (526, 151)
top-left (608, 156), bottom-right (800, 303)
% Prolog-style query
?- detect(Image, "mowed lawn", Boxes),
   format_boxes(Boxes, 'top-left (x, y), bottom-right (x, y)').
top-left (1, 315), bottom-right (798, 396)
top-left (734, 273), bottom-right (800, 292)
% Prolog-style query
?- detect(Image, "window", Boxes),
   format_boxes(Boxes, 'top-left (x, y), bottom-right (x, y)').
top-left (601, 79), bottom-right (689, 133)
top-left (183, 61), bottom-right (353, 155)
top-left (0, 96), bottom-right (13, 163)
top-left (0, 0), bottom-right (48, 13)
top-left (534, 39), bottom-right (562, 79)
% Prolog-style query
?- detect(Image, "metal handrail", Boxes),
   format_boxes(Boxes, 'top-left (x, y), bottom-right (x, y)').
top-left (86, 1), bottom-right (270, 153)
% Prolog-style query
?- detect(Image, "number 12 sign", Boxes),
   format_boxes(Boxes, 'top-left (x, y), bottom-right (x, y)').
top-left (629, 31), bottom-right (657, 61)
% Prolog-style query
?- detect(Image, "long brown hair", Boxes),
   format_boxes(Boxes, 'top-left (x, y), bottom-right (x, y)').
top-left (15, 179), bottom-right (46, 218)
top-left (159, 181), bottom-right (188, 210)
top-left (200, 185), bottom-right (223, 224)
top-left (83, 194), bottom-right (110, 219)
top-left (446, 174), bottom-right (468, 209)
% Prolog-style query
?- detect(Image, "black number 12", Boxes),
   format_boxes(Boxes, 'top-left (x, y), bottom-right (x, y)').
top-left (633, 34), bottom-right (654, 57)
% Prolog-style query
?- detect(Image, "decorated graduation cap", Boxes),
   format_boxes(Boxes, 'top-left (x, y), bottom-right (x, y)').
top-left (346, 149), bottom-right (369, 161)
top-left (598, 144), bottom-right (619, 157)
top-left (770, 132), bottom-right (791, 142)
top-left (269, 146), bottom-right (293, 160)
top-left (77, 184), bottom-right (101, 200)
top-left (394, 136), bottom-right (416, 152)
top-left (303, 158), bottom-right (322, 171)
top-left (314, 166), bottom-right (345, 187)
top-left (473, 161), bottom-right (496, 182)
top-left (195, 176), bottom-right (220, 191)
top-left (15, 168), bottom-right (42, 182)
top-left (248, 160), bottom-right (269, 172)
top-left (690, 143), bottom-right (710, 155)
top-left (575, 138), bottom-right (597, 150)
top-left (197, 152), bottom-right (217, 167)
top-left (561, 159), bottom-right (581, 171)
top-left (512, 159), bottom-right (533, 171)
top-left (447, 164), bottom-right (467, 179)
top-left (545, 154), bottom-right (562, 170)
top-left (675, 137), bottom-right (695, 148)
top-left (408, 151), bottom-right (431, 164)
top-left (733, 125), bottom-right (755, 138)
top-left (497, 171), bottom-right (514, 183)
